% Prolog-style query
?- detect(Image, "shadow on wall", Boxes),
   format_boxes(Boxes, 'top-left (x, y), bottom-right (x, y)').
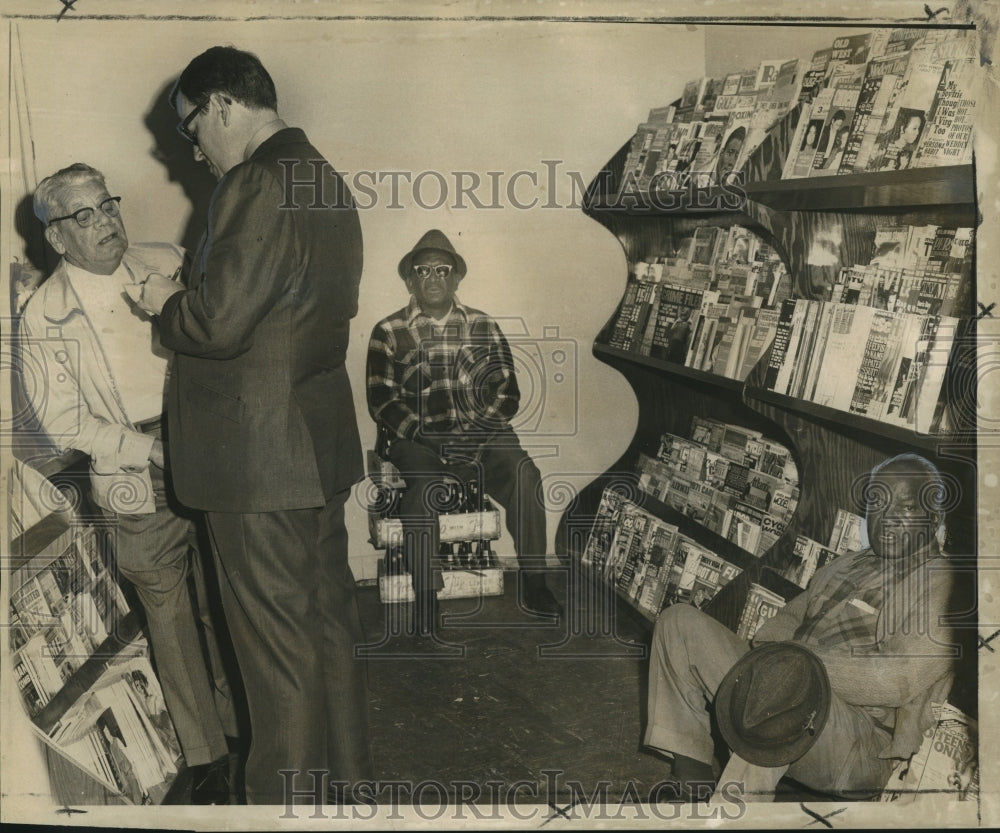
top-left (142, 79), bottom-right (218, 255)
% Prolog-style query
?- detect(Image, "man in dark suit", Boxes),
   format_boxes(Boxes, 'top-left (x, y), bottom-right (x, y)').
top-left (135, 46), bottom-right (372, 805)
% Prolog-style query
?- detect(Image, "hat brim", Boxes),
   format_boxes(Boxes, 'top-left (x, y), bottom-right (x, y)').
top-left (715, 642), bottom-right (831, 768)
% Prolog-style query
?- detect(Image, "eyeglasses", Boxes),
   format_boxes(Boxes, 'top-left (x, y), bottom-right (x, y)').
top-left (412, 264), bottom-right (454, 280)
top-left (176, 101), bottom-right (207, 144)
top-left (48, 197), bottom-right (122, 228)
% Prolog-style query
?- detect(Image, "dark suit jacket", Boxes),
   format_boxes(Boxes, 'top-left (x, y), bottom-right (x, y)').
top-left (159, 128), bottom-right (363, 512)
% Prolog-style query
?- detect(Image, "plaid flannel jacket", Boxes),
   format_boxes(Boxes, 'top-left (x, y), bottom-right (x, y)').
top-left (366, 297), bottom-right (520, 450)
top-left (755, 546), bottom-right (956, 759)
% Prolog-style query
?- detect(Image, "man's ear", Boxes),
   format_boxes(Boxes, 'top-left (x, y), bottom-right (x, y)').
top-left (213, 92), bottom-right (231, 126)
top-left (404, 276), bottom-right (416, 294)
top-left (45, 224), bottom-right (67, 256)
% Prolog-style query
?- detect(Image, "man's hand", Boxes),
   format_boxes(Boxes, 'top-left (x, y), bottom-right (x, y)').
top-left (149, 439), bottom-right (166, 469)
top-left (125, 272), bottom-right (183, 316)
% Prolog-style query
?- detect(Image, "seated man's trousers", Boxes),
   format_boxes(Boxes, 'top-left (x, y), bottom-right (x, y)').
top-left (645, 604), bottom-right (897, 799)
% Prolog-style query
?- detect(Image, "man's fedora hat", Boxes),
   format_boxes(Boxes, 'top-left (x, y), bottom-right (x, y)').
top-left (716, 641), bottom-right (831, 767)
top-left (398, 229), bottom-right (467, 281)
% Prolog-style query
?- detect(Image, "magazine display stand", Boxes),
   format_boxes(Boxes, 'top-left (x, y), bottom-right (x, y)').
top-left (557, 99), bottom-right (979, 721)
top-left (8, 454), bottom-right (184, 805)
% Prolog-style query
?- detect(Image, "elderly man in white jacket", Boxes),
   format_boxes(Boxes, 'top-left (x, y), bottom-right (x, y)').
top-left (20, 163), bottom-right (237, 804)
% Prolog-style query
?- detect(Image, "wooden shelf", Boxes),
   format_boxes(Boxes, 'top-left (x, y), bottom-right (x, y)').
top-left (585, 164), bottom-right (974, 218)
top-left (593, 343), bottom-right (745, 392)
top-left (585, 186), bottom-right (749, 216)
top-left (743, 165), bottom-right (975, 212)
top-left (9, 511), bottom-right (73, 571)
top-left (743, 385), bottom-right (953, 453)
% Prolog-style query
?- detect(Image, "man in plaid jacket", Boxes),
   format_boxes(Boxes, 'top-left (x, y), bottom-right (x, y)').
top-left (366, 229), bottom-right (561, 636)
top-left (644, 452), bottom-right (957, 801)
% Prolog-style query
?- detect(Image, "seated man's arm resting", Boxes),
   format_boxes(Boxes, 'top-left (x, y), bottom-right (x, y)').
top-left (20, 316), bottom-right (154, 473)
top-left (817, 565), bottom-right (957, 708)
top-left (475, 322), bottom-right (520, 429)
top-left (366, 322), bottom-right (422, 443)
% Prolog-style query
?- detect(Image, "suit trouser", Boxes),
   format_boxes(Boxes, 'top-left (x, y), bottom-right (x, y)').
top-left (109, 462), bottom-right (236, 768)
top-left (206, 490), bottom-right (373, 805)
top-left (387, 434), bottom-right (547, 598)
top-left (645, 605), bottom-right (897, 799)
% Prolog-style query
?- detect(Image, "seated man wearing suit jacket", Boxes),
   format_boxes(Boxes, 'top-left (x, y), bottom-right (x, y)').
top-left (21, 163), bottom-right (237, 804)
top-left (645, 453), bottom-right (957, 801)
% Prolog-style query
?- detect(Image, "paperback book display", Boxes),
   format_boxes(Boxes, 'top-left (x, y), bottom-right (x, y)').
top-left (582, 488), bottom-right (743, 618)
top-left (10, 522), bottom-right (131, 718)
top-left (613, 27), bottom-right (976, 200)
top-left (9, 481), bottom-right (183, 804)
top-left (761, 301), bottom-right (960, 433)
top-left (636, 416), bottom-right (799, 558)
top-left (46, 650), bottom-right (182, 805)
top-left (603, 224), bottom-right (791, 382)
top-left (760, 220), bottom-right (973, 434)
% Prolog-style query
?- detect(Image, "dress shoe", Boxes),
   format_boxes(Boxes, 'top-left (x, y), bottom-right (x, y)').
top-left (190, 754), bottom-right (232, 805)
top-left (522, 576), bottom-right (563, 617)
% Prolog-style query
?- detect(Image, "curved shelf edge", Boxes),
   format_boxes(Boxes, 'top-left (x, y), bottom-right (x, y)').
top-left (743, 164), bottom-right (975, 212)
top-left (742, 385), bottom-right (971, 453)
top-left (583, 164), bottom-right (974, 217)
top-left (593, 343), bottom-right (745, 393)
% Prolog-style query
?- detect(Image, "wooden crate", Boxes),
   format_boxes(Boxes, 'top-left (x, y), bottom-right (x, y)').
top-left (377, 561), bottom-right (505, 604)
top-left (368, 508), bottom-right (502, 550)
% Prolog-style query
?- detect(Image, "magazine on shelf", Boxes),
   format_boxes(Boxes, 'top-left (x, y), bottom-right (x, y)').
top-left (723, 502), bottom-right (765, 555)
top-left (785, 87), bottom-right (831, 178)
top-left (634, 522), bottom-right (683, 616)
top-left (912, 51), bottom-right (978, 168)
top-left (737, 583), bottom-right (787, 641)
top-left (798, 46), bottom-right (833, 103)
top-left (608, 503), bottom-right (654, 589)
top-left (866, 33), bottom-right (969, 173)
top-left (811, 304), bottom-right (877, 411)
top-left (838, 49), bottom-right (914, 174)
top-left (648, 284), bottom-right (704, 362)
top-left (848, 309), bottom-right (918, 421)
top-left (582, 488), bottom-right (627, 574)
top-left (735, 307), bottom-right (780, 381)
top-left (828, 508), bottom-right (867, 554)
top-left (781, 535), bottom-right (839, 589)
top-left (809, 80), bottom-right (862, 175)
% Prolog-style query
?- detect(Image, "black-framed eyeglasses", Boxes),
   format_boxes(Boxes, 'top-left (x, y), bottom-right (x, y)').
top-left (176, 101), bottom-right (207, 144)
top-left (412, 264), bottom-right (454, 280)
top-left (47, 197), bottom-right (122, 228)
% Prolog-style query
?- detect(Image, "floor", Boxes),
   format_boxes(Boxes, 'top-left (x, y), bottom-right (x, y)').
top-left (358, 568), bottom-right (669, 805)
top-left (164, 567), bottom-right (830, 808)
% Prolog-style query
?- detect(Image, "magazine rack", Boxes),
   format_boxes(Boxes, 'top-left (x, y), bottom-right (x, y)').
top-left (8, 453), bottom-right (185, 805)
top-left (558, 99), bottom-right (979, 722)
